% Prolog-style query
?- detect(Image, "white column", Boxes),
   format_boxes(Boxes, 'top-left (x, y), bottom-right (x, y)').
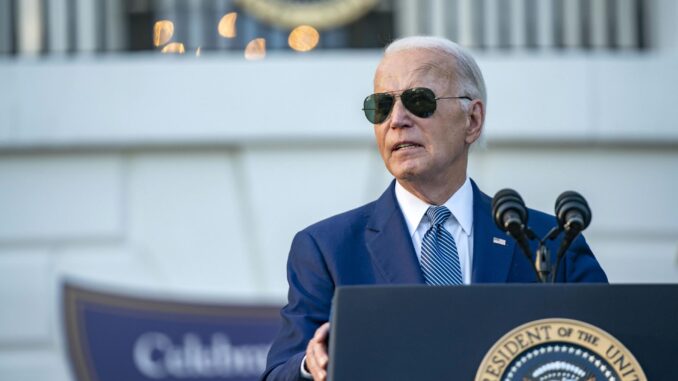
top-left (430, 0), bottom-right (446, 38)
top-left (446, 0), bottom-right (459, 42)
top-left (510, 0), bottom-right (527, 48)
top-left (187, 0), bottom-right (203, 50)
top-left (590, 0), bottom-right (608, 49)
top-left (536, 0), bottom-right (555, 48)
top-left (104, 0), bottom-right (126, 52)
top-left (396, 0), bottom-right (420, 37)
top-left (483, 0), bottom-right (500, 49)
top-left (75, 0), bottom-right (99, 53)
top-left (213, 0), bottom-right (231, 49)
top-left (0, 0), bottom-right (11, 54)
top-left (563, 0), bottom-right (582, 48)
top-left (0, 0), bottom-right (12, 54)
top-left (155, 0), bottom-right (180, 50)
top-left (650, 0), bottom-right (678, 54)
top-left (616, 0), bottom-right (638, 49)
top-left (458, 0), bottom-right (474, 47)
top-left (47, 0), bottom-right (69, 54)
top-left (17, 0), bottom-right (44, 55)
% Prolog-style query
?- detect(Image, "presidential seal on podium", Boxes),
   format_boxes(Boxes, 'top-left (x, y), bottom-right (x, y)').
top-left (476, 318), bottom-right (647, 381)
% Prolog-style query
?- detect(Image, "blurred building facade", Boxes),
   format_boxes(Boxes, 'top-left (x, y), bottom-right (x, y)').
top-left (0, 0), bottom-right (659, 55)
top-left (1, 0), bottom-right (677, 380)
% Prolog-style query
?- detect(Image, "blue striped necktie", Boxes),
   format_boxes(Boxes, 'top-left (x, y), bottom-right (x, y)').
top-left (420, 206), bottom-right (463, 285)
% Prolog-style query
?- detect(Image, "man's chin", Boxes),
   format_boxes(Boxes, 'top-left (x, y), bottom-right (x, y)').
top-left (390, 168), bottom-right (424, 183)
top-left (388, 158), bottom-right (426, 176)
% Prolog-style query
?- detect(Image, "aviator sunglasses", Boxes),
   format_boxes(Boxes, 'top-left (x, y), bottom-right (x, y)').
top-left (362, 87), bottom-right (471, 124)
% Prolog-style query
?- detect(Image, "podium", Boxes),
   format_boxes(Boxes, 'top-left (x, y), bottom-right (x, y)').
top-left (328, 284), bottom-right (678, 380)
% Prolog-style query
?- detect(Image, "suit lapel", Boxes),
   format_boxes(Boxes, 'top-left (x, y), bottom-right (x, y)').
top-left (365, 180), bottom-right (516, 284)
top-left (471, 180), bottom-right (516, 283)
top-left (365, 181), bottom-right (425, 284)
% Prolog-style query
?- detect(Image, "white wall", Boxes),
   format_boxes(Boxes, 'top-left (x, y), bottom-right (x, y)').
top-left (1, 50), bottom-right (677, 380)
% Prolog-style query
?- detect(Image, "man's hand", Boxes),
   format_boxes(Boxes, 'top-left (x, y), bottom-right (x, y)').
top-left (305, 322), bottom-right (330, 381)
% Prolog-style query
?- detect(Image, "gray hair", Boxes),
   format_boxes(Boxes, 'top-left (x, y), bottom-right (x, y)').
top-left (385, 36), bottom-right (487, 109)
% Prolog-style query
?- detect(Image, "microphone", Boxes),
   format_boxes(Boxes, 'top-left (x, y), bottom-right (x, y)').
top-left (555, 191), bottom-right (591, 235)
top-left (492, 188), bottom-right (528, 237)
top-left (551, 191), bottom-right (592, 281)
top-left (492, 189), bottom-right (540, 279)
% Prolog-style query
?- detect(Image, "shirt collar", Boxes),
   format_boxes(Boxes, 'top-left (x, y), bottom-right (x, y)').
top-left (395, 177), bottom-right (474, 237)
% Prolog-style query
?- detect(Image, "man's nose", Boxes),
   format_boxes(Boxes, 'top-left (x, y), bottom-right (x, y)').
top-left (388, 98), bottom-right (413, 128)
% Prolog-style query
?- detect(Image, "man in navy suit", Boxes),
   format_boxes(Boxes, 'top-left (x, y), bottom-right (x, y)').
top-left (262, 36), bottom-right (607, 381)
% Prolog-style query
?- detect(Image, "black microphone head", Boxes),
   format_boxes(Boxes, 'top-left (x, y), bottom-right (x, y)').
top-left (492, 188), bottom-right (528, 232)
top-left (555, 191), bottom-right (592, 231)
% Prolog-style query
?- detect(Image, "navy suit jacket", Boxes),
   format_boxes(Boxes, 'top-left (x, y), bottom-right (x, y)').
top-left (262, 180), bottom-right (607, 381)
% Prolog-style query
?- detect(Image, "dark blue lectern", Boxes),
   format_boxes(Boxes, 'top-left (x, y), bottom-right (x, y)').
top-left (328, 284), bottom-right (678, 380)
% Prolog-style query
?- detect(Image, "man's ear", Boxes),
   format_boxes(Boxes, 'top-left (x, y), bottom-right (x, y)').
top-left (465, 100), bottom-right (484, 144)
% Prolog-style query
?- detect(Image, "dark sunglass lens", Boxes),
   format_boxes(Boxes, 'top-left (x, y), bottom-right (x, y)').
top-left (363, 93), bottom-right (394, 123)
top-left (363, 95), bottom-right (378, 123)
top-left (375, 94), bottom-right (394, 123)
top-left (402, 88), bottom-right (437, 118)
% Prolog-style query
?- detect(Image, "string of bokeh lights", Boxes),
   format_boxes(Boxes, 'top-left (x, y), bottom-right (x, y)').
top-left (153, 12), bottom-right (321, 60)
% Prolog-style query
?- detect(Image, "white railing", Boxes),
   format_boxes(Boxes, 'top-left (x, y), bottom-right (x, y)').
top-left (0, 0), bottom-right (649, 56)
top-left (396, 0), bottom-right (647, 50)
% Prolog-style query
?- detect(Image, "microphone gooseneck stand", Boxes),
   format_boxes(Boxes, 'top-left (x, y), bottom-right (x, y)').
top-left (492, 189), bottom-right (592, 284)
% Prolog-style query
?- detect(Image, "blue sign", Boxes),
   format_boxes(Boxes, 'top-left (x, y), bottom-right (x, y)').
top-left (63, 282), bottom-right (281, 381)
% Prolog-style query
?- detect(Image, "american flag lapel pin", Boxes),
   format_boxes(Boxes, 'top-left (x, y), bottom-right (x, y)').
top-left (493, 237), bottom-right (506, 246)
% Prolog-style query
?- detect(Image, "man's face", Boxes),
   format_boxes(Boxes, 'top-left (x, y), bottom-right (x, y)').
top-left (372, 48), bottom-right (482, 187)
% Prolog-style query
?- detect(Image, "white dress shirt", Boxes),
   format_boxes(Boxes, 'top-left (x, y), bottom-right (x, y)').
top-left (395, 178), bottom-right (474, 284)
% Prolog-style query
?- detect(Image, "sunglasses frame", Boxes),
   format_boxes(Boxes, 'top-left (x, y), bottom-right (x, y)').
top-left (362, 87), bottom-right (472, 124)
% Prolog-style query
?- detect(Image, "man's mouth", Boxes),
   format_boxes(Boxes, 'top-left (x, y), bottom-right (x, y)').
top-left (392, 142), bottom-right (422, 151)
